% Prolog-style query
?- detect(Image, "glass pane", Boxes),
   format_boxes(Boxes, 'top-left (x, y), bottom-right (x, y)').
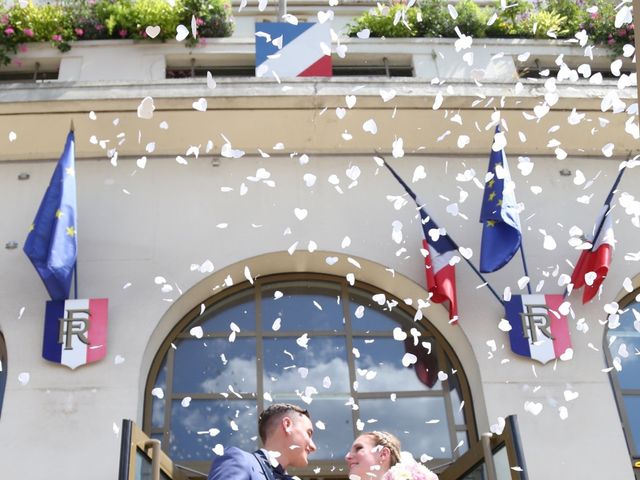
top-left (358, 397), bottom-right (450, 460)
top-left (263, 337), bottom-right (349, 394)
top-left (460, 461), bottom-right (488, 479)
top-left (134, 449), bottom-right (171, 480)
top-left (493, 445), bottom-right (512, 480)
top-left (169, 399), bottom-right (257, 462)
top-left (199, 290), bottom-right (256, 332)
top-left (448, 370), bottom-right (466, 424)
top-left (134, 449), bottom-right (153, 480)
top-left (173, 338), bottom-right (257, 394)
top-left (352, 337), bottom-right (442, 392)
top-left (348, 291), bottom-right (400, 332)
top-left (623, 395), bottom-right (640, 455)
top-left (609, 336), bottom-right (640, 389)
top-left (262, 282), bottom-right (344, 331)
top-left (151, 356), bottom-right (167, 428)
top-left (269, 396), bottom-right (354, 461)
top-left (456, 431), bottom-right (469, 455)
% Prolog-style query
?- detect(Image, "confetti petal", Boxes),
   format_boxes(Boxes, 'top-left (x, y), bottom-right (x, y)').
top-left (145, 25), bottom-right (160, 38)
top-left (176, 24), bottom-right (189, 41)
top-left (137, 96), bottom-right (155, 119)
top-left (18, 372), bottom-right (30, 385)
top-left (362, 119), bottom-right (377, 134)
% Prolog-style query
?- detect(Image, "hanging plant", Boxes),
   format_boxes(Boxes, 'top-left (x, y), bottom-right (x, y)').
top-left (0, 0), bottom-right (234, 67)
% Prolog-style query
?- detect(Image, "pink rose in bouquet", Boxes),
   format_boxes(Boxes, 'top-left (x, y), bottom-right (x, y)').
top-left (382, 454), bottom-right (438, 480)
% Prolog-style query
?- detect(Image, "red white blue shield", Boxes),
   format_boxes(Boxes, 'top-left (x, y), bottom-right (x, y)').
top-left (504, 294), bottom-right (571, 364)
top-left (43, 298), bottom-right (108, 369)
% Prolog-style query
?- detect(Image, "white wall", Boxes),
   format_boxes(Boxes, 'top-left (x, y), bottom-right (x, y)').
top-left (0, 151), bottom-right (638, 478)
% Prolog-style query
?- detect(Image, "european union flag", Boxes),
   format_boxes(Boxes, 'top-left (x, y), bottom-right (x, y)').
top-left (479, 127), bottom-right (522, 273)
top-left (23, 131), bottom-right (77, 300)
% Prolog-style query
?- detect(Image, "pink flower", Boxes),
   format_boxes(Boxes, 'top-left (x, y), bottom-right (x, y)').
top-left (608, 37), bottom-right (616, 45)
top-left (52, 34), bottom-right (62, 42)
top-left (12, 58), bottom-right (22, 67)
top-left (0, 15), bottom-right (8, 25)
top-left (196, 17), bottom-right (205, 26)
top-left (383, 459), bottom-right (439, 480)
top-left (75, 28), bottom-right (84, 37)
top-left (4, 26), bottom-right (14, 35)
top-left (118, 28), bottom-right (127, 38)
top-left (18, 44), bottom-right (28, 53)
top-left (23, 28), bottom-right (34, 37)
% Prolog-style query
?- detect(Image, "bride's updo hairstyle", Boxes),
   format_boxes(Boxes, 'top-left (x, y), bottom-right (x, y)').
top-left (366, 431), bottom-right (402, 467)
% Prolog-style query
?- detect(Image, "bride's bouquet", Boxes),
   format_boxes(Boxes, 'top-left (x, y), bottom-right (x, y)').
top-left (382, 452), bottom-right (438, 480)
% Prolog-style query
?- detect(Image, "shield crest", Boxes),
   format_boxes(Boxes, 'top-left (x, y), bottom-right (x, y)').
top-left (504, 294), bottom-right (571, 364)
top-left (42, 298), bottom-right (108, 369)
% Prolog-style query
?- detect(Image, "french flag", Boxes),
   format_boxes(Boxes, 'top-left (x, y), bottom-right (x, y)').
top-left (505, 294), bottom-right (571, 364)
top-left (569, 163), bottom-right (628, 304)
top-left (383, 161), bottom-right (459, 322)
top-left (422, 225), bottom-right (458, 323)
top-left (255, 22), bottom-right (332, 78)
top-left (43, 298), bottom-right (108, 369)
top-left (570, 207), bottom-right (614, 304)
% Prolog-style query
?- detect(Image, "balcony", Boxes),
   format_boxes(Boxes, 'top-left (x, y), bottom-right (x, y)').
top-left (0, 0), bottom-right (636, 162)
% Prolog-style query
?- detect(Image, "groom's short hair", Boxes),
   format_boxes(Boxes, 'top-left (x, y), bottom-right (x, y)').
top-left (258, 403), bottom-right (310, 443)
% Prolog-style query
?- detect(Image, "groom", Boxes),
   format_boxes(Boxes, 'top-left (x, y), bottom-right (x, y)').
top-left (208, 403), bottom-right (316, 480)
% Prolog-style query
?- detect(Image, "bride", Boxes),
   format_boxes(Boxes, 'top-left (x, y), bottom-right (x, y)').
top-left (345, 431), bottom-right (438, 480)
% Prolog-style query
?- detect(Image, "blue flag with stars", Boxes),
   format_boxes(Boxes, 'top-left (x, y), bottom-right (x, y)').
top-left (24, 130), bottom-right (77, 300)
top-left (479, 127), bottom-right (522, 273)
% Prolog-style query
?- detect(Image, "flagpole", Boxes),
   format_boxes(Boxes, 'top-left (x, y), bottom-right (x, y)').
top-left (74, 262), bottom-right (78, 299)
top-left (380, 155), bottom-right (504, 306)
top-left (519, 246), bottom-right (532, 294)
top-left (70, 119), bottom-right (77, 300)
top-left (591, 163), bottom-right (627, 243)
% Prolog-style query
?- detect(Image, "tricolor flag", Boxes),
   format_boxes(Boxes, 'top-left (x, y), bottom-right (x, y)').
top-left (569, 164), bottom-right (627, 303)
top-left (479, 126), bottom-right (522, 273)
top-left (23, 130), bottom-right (77, 300)
top-left (504, 294), bottom-right (571, 364)
top-left (255, 22), bottom-right (332, 78)
top-left (43, 298), bottom-right (108, 369)
top-left (383, 161), bottom-right (459, 322)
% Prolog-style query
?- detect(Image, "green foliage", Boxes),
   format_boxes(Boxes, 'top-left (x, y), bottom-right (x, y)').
top-left (0, 0), bottom-right (234, 67)
top-left (520, 10), bottom-right (569, 39)
top-left (453, 0), bottom-right (489, 38)
top-left (348, 3), bottom-right (419, 38)
top-left (580, 0), bottom-right (634, 54)
top-left (1, 2), bottom-right (73, 65)
top-left (349, 0), bottom-right (634, 55)
top-left (485, 0), bottom-right (533, 37)
top-left (134, 0), bottom-right (182, 39)
top-left (414, 0), bottom-right (454, 37)
top-left (545, 0), bottom-right (582, 33)
top-left (181, 0), bottom-right (234, 45)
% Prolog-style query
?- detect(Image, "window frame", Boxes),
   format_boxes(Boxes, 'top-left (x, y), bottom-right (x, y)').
top-left (0, 331), bottom-right (6, 419)
top-left (143, 272), bottom-right (478, 477)
top-left (604, 287), bottom-right (640, 478)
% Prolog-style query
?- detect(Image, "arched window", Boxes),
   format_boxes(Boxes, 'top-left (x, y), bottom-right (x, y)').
top-left (0, 332), bottom-right (6, 418)
top-left (606, 289), bottom-right (640, 468)
top-left (144, 274), bottom-right (477, 477)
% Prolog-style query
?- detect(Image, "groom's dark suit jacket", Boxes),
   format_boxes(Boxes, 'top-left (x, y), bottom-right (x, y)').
top-left (208, 447), bottom-right (288, 480)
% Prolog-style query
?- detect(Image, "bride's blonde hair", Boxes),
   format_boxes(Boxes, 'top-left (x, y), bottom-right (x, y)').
top-left (365, 431), bottom-right (402, 467)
